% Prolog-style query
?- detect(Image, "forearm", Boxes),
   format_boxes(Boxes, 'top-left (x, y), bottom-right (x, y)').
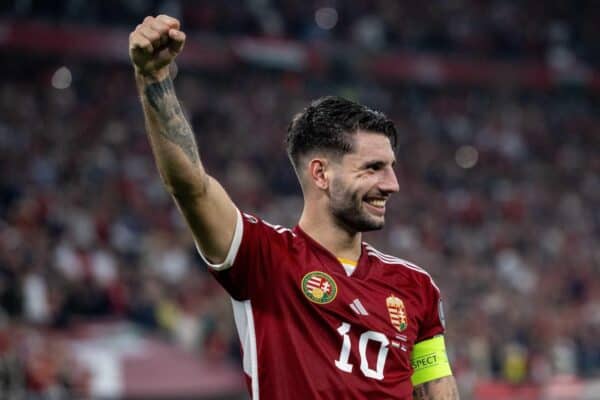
top-left (412, 376), bottom-right (460, 400)
top-left (136, 71), bottom-right (208, 197)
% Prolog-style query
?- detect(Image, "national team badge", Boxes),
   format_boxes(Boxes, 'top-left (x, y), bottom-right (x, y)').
top-left (386, 295), bottom-right (408, 332)
top-left (301, 271), bottom-right (337, 304)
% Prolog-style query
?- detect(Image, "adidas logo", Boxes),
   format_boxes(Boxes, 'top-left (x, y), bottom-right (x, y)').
top-left (349, 298), bottom-right (368, 316)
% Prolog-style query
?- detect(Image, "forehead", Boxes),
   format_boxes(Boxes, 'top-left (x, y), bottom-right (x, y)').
top-left (345, 130), bottom-right (395, 163)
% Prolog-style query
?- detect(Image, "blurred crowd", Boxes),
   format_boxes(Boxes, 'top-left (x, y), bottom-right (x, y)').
top-left (0, 1), bottom-right (599, 399)
top-left (2, 0), bottom-right (600, 66)
top-left (1, 55), bottom-right (599, 397)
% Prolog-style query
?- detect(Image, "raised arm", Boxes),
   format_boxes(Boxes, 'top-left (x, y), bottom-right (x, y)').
top-left (129, 15), bottom-right (237, 263)
top-left (413, 376), bottom-right (460, 400)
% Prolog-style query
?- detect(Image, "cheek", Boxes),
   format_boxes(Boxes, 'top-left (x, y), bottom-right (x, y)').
top-left (331, 174), bottom-right (372, 201)
top-left (331, 180), bottom-right (359, 206)
top-left (357, 174), bottom-right (377, 193)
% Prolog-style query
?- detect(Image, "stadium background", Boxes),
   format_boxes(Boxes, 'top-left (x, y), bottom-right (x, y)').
top-left (0, 1), bottom-right (599, 399)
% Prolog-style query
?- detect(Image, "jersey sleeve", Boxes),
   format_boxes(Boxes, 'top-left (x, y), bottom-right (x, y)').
top-left (416, 275), bottom-right (445, 342)
top-left (195, 209), bottom-right (290, 301)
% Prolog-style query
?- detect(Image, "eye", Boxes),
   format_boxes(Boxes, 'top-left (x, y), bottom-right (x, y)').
top-left (364, 162), bottom-right (384, 171)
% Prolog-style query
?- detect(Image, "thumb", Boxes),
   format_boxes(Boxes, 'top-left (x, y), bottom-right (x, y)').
top-left (168, 29), bottom-right (186, 55)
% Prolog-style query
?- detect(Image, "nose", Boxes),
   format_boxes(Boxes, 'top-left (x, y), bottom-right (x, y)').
top-left (380, 166), bottom-right (400, 194)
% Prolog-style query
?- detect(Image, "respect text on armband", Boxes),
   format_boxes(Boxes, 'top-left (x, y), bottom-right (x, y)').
top-left (412, 352), bottom-right (441, 371)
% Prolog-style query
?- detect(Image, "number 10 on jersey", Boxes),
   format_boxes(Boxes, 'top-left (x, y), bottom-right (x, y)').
top-left (335, 322), bottom-right (390, 380)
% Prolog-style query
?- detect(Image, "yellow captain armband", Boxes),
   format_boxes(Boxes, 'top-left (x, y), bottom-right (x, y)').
top-left (410, 335), bottom-right (453, 386)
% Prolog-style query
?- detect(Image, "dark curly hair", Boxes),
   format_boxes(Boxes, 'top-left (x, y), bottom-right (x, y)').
top-left (285, 96), bottom-right (397, 170)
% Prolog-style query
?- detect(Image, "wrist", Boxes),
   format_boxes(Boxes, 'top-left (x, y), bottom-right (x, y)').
top-left (134, 66), bottom-right (170, 83)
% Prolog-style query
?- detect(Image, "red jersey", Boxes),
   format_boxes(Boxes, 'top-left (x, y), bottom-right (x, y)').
top-left (202, 211), bottom-right (445, 399)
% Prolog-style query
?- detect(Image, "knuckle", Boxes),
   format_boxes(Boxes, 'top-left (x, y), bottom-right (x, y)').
top-left (142, 28), bottom-right (159, 40)
top-left (158, 14), bottom-right (179, 26)
top-left (151, 21), bottom-right (167, 31)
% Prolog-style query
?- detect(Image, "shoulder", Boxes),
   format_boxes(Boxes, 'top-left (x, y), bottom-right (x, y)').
top-left (241, 212), bottom-right (296, 243)
top-left (364, 243), bottom-right (440, 293)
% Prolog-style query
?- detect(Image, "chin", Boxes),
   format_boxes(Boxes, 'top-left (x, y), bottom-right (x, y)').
top-left (353, 215), bottom-right (385, 232)
top-left (362, 221), bottom-right (385, 232)
top-left (332, 205), bottom-right (386, 232)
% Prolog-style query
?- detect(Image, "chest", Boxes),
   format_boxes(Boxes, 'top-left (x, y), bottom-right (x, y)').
top-left (270, 251), bottom-right (428, 354)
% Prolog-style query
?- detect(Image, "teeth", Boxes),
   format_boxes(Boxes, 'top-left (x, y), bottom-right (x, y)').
top-left (366, 199), bottom-right (385, 207)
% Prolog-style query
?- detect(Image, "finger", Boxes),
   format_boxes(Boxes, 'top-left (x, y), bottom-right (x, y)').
top-left (138, 26), bottom-right (162, 45)
top-left (130, 35), bottom-right (154, 54)
top-left (143, 16), bottom-right (154, 24)
top-left (168, 29), bottom-right (185, 41)
top-left (148, 20), bottom-right (171, 47)
top-left (150, 19), bottom-right (170, 33)
top-left (168, 29), bottom-right (186, 54)
top-left (156, 14), bottom-right (180, 30)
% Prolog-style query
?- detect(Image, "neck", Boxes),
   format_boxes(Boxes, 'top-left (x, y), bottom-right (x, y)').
top-left (298, 208), bottom-right (362, 261)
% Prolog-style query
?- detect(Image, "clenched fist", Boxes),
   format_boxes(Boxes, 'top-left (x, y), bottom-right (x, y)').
top-left (129, 15), bottom-right (186, 79)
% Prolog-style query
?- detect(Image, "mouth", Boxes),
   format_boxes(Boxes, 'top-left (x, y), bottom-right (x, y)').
top-left (363, 198), bottom-right (387, 215)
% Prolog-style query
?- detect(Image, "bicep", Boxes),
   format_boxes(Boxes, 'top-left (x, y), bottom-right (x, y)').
top-left (412, 376), bottom-right (460, 400)
top-left (173, 175), bottom-right (238, 264)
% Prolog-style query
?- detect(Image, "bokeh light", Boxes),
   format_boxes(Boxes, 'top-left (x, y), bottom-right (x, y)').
top-left (455, 145), bottom-right (479, 169)
top-left (315, 7), bottom-right (338, 30)
top-left (51, 66), bottom-right (72, 89)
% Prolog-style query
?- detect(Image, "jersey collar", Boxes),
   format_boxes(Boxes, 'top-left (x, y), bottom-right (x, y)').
top-left (292, 225), bottom-right (372, 279)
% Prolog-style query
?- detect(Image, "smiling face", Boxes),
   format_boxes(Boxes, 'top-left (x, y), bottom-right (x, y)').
top-left (327, 131), bottom-right (399, 233)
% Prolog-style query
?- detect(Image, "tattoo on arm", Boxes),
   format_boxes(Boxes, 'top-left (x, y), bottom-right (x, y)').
top-left (412, 377), bottom-right (460, 400)
top-left (144, 77), bottom-right (200, 165)
top-left (413, 385), bottom-right (430, 400)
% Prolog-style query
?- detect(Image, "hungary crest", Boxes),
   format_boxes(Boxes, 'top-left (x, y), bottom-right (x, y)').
top-left (386, 295), bottom-right (408, 332)
top-left (301, 271), bottom-right (337, 304)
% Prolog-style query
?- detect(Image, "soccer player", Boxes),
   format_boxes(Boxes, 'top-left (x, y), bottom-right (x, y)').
top-left (129, 15), bottom-right (460, 400)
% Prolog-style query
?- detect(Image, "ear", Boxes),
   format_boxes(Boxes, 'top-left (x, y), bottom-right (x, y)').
top-left (308, 158), bottom-right (330, 190)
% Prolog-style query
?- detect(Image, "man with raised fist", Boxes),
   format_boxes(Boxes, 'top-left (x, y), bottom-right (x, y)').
top-left (129, 15), bottom-right (459, 400)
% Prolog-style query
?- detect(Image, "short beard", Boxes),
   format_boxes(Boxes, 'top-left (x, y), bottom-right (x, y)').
top-left (329, 178), bottom-right (384, 233)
